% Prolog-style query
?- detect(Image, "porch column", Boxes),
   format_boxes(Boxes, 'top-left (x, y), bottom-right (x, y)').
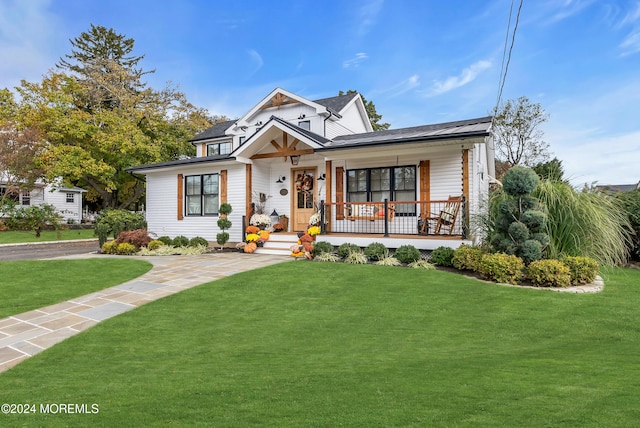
top-left (245, 163), bottom-right (252, 220)
top-left (325, 160), bottom-right (332, 232)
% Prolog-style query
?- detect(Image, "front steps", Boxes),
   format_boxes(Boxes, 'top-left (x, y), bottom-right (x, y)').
top-left (254, 232), bottom-right (298, 256)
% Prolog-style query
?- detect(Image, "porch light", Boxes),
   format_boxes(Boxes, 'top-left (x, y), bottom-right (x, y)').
top-left (290, 155), bottom-right (300, 165)
top-left (276, 176), bottom-right (286, 183)
top-left (317, 173), bottom-right (325, 181)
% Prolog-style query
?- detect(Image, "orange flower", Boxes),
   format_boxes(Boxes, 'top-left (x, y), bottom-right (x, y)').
top-left (245, 226), bottom-right (260, 234)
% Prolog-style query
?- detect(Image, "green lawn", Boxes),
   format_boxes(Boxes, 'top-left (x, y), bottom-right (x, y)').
top-left (0, 228), bottom-right (96, 244)
top-left (0, 259), bottom-right (152, 318)
top-left (0, 263), bottom-right (639, 426)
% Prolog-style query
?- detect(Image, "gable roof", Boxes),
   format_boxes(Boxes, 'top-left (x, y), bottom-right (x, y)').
top-left (320, 116), bottom-right (493, 151)
top-left (189, 119), bottom-right (235, 142)
top-left (313, 93), bottom-right (358, 116)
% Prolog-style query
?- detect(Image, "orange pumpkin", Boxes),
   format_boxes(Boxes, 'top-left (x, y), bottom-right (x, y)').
top-left (243, 242), bottom-right (258, 253)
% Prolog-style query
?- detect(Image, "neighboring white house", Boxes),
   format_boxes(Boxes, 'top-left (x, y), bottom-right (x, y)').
top-left (128, 88), bottom-right (495, 250)
top-left (0, 179), bottom-right (86, 223)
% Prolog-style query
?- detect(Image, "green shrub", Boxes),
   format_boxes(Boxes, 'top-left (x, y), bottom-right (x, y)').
top-left (172, 235), bottom-right (189, 247)
top-left (394, 245), bottom-right (421, 264)
top-left (219, 203), bottom-right (233, 216)
top-left (116, 242), bottom-right (137, 255)
top-left (115, 228), bottom-right (151, 249)
top-left (364, 242), bottom-right (387, 261)
top-left (344, 250), bottom-right (368, 264)
top-left (429, 246), bottom-right (455, 267)
top-left (157, 236), bottom-right (173, 246)
top-left (189, 236), bottom-right (209, 247)
top-left (374, 252), bottom-right (401, 266)
top-left (147, 240), bottom-right (164, 250)
top-left (408, 260), bottom-right (436, 270)
top-left (520, 239), bottom-right (543, 265)
top-left (95, 209), bottom-right (146, 247)
top-left (479, 253), bottom-right (524, 284)
top-left (101, 240), bottom-right (118, 254)
top-left (452, 244), bottom-right (484, 271)
top-left (3, 203), bottom-right (64, 237)
top-left (508, 221), bottom-right (530, 242)
top-left (562, 256), bottom-right (599, 285)
top-left (312, 241), bottom-right (334, 256)
top-left (527, 259), bottom-right (571, 287)
top-left (314, 252), bottom-right (340, 262)
top-left (337, 243), bottom-right (360, 259)
top-left (503, 166), bottom-right (540, 196)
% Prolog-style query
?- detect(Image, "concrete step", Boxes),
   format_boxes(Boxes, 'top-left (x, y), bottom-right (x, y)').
top-left (254, 233), bottom-right (299, 256)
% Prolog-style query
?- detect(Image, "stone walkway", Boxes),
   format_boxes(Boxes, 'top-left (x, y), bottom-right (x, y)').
top-left (0, 252), bottom-right (288, 373)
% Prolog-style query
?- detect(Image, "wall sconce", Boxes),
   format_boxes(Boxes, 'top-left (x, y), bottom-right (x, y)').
top-left (255, 121), bottom-right (262, 126)
top-left (290, 155), bottom-right (300, 165)
top-left (239, 126), bottom-right (248, 131)
top-left (298, 114), bottom-right (306, 119)
top-left (317, 173), bottom-right (326, 181)
top-left (276, 176), bottom-right (286, 183)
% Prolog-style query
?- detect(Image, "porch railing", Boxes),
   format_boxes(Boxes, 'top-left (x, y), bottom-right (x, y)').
top-left (320, 198), bottom-right (468, 238)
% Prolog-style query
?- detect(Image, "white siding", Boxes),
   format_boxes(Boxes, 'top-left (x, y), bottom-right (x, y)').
top-left (145, 164), bottom-right (246, 243)
top-left (41, 187), bottom-right (83, 223)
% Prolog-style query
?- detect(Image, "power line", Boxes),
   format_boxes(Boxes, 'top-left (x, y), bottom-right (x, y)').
top-left (495, 0), bottom-right (524, 113)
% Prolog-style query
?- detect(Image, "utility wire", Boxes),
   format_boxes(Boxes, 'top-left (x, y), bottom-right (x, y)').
top-left (494, 0), bottom-right (524, 113)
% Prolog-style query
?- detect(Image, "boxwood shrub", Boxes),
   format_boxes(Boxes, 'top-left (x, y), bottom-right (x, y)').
top-left (562, 256), bottom-right (599, 285)
top-left (364, 242), bottom-right (388, 261)
top-left (430, 246), bottom-right (455, 267)
top-left (527, 259), bottom-right (571, 287)
top-left (312, 241), bottom-right (334, 256)
top-left (172, 235), bottom-right (190, 247)
top-left (394, 245), bottom-right (421, 264)
top-left (479, 253), bottom-right (524, 285)
top-left (452, 244), bottom-right (484, 271)
top-left (189, 236), bottom-right (209, 247)
top-left (337, 243), bottom-right (360, 259)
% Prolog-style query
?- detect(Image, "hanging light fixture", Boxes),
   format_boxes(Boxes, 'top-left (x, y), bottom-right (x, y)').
top-left (290, 155), bottom-right (300, 165)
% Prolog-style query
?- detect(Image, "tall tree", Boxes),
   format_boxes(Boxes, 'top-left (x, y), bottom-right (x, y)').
top-left (533, 157), bottom-right (565, 182)
top-left (0, 89), bottom-right (46, 203)
top-left (16, 26), bottom-right (214, 209)
top-left (492, 96), bottom-right (550, 167)
top-left (339, 90), bottom-right (390, 131)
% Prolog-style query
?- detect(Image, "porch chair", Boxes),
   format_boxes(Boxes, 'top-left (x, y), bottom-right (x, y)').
top-left (420, 195), bottom-right (463, 235)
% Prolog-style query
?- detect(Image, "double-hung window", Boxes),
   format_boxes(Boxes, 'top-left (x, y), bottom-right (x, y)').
top-left (347, 166), bottom-right (416, 215)
top-left (206, 142), bottom-right (232, 156)
top-left (185, 174), bottom-right (219, 215)
top-left (66, 193), bottom-right (75, 203)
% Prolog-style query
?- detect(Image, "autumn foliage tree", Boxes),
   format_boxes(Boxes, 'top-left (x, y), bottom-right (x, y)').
top-left (13, 25), bottom-right (215, 209)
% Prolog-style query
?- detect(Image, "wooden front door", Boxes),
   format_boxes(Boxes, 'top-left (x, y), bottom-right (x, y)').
top-left (292, 168), bottom-right (317, 231)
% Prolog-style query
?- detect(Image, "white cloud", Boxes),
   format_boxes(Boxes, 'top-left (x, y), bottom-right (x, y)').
top-left (343, 52), bottom-right (368, 69)
top-left (426, 60), bottom-right (491, 97)
top-left (379, 74), bottom-right (420, 97)
top-left (620, 28), bottom-right (640, 56)
top-left (547, 0), bottom-right (596, 23)
top-left (356, 0), bottom-right (384, 37)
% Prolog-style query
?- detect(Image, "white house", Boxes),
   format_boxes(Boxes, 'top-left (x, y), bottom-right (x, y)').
top-left (0, 179), bottom-right (86, 223)
top-left (128, 88), bottom-right (494, 251)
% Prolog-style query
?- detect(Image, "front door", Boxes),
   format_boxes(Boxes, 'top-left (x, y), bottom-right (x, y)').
top-left (292, 168), bottom-right (317, 231)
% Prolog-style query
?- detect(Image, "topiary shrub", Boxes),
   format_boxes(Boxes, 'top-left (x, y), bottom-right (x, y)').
top-left (217, 203), bottom-right (233, 249)
top-left (394, 245), bottom-right (421, 264)
top-left (101, 240), bottom-right (118, 254)
top-left (364, 242), bottom-right (388, 261)
top-left (115, 228), bottom-right (152, 250)
top-left (337, 243), bottom-right (360, 259)
top-left (116, 242), bottom-right (137, 255)
top-left (189, 236), bottom-right (209, 247)
top-left (562, 256), bottom-right (599, 285)
top-left (430, 246), bottom-right (455, 267)
top-left (527, 259), bottom-right (571, 287)
top-left (312, 241), bottom-right (334, 256)
top-left (452, 244), bottom-right (484, 271)
top-left (479, 253), bottom-right (524, 284)
top-left (158, 236), bottom-right (173, 246)
top-left (147, 240), bottom-right (164, 251)
top-left (490, 166), bottom-right (548, 264)
top-left (172, 235), bottom-right (189, 247)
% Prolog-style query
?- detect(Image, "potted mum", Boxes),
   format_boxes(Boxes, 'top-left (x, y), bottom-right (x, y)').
top-left (250, 213), bottom-right (271, 229)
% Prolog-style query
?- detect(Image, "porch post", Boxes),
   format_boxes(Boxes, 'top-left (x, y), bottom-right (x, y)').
top-left (383, 199), bottom-right (389, 237)
top-left (320, 200), bottom-right (325, 234)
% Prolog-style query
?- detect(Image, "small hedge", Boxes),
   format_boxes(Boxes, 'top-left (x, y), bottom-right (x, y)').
top-left (157, 236), bottom-right (173, 246)
top-left (527, 259), bottom-right (571, 288)
top-left (452, 244), bottom-right (484, 271)
top-left (172, 235), bottom-right (190, 247)
top-left (394, 245), bottom-right (421, 264)
top-left (430, 246), bottom-right (455, 267)
top-left (337, 243), bottom-right (361, 259)
top-left (562, 256), bottom-right (599, 285)
top-left (189, 236), bottom-right (209, 247)
top-left (147, 240), bottom-right (164, 250)
top-left (312, 241), bottom-right (334, 256)
top-left (364, 242), bottom-right (388, 261)
top-left (479, 253), bottom-right (524, 285)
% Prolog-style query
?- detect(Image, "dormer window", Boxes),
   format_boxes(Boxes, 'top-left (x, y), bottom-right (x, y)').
top-left (298, 120), bottom-right (311, 130)
top-left (239, 136), bottom-right (246, 146)
top-left (207, 142), bottom-right (232, 156)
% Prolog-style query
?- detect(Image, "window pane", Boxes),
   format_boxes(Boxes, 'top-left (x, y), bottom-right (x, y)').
top-left (220, 143), bottom-right (232, 155)
top-left (371, 191), bottom-right (391, 203)
top-left (203, 174), bottom-right (218, 194)
top-left (186, 195), bottom-right (201, 215)
top-left (204, 195), bottom-right (218, 215)
top-left (186, 176), bottom-right (200, 195)
top-left (395, 166), bottom-right (416, 191)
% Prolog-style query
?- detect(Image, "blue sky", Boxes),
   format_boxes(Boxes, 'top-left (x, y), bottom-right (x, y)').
top-left (1, 0), bottom-right (639, 187)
